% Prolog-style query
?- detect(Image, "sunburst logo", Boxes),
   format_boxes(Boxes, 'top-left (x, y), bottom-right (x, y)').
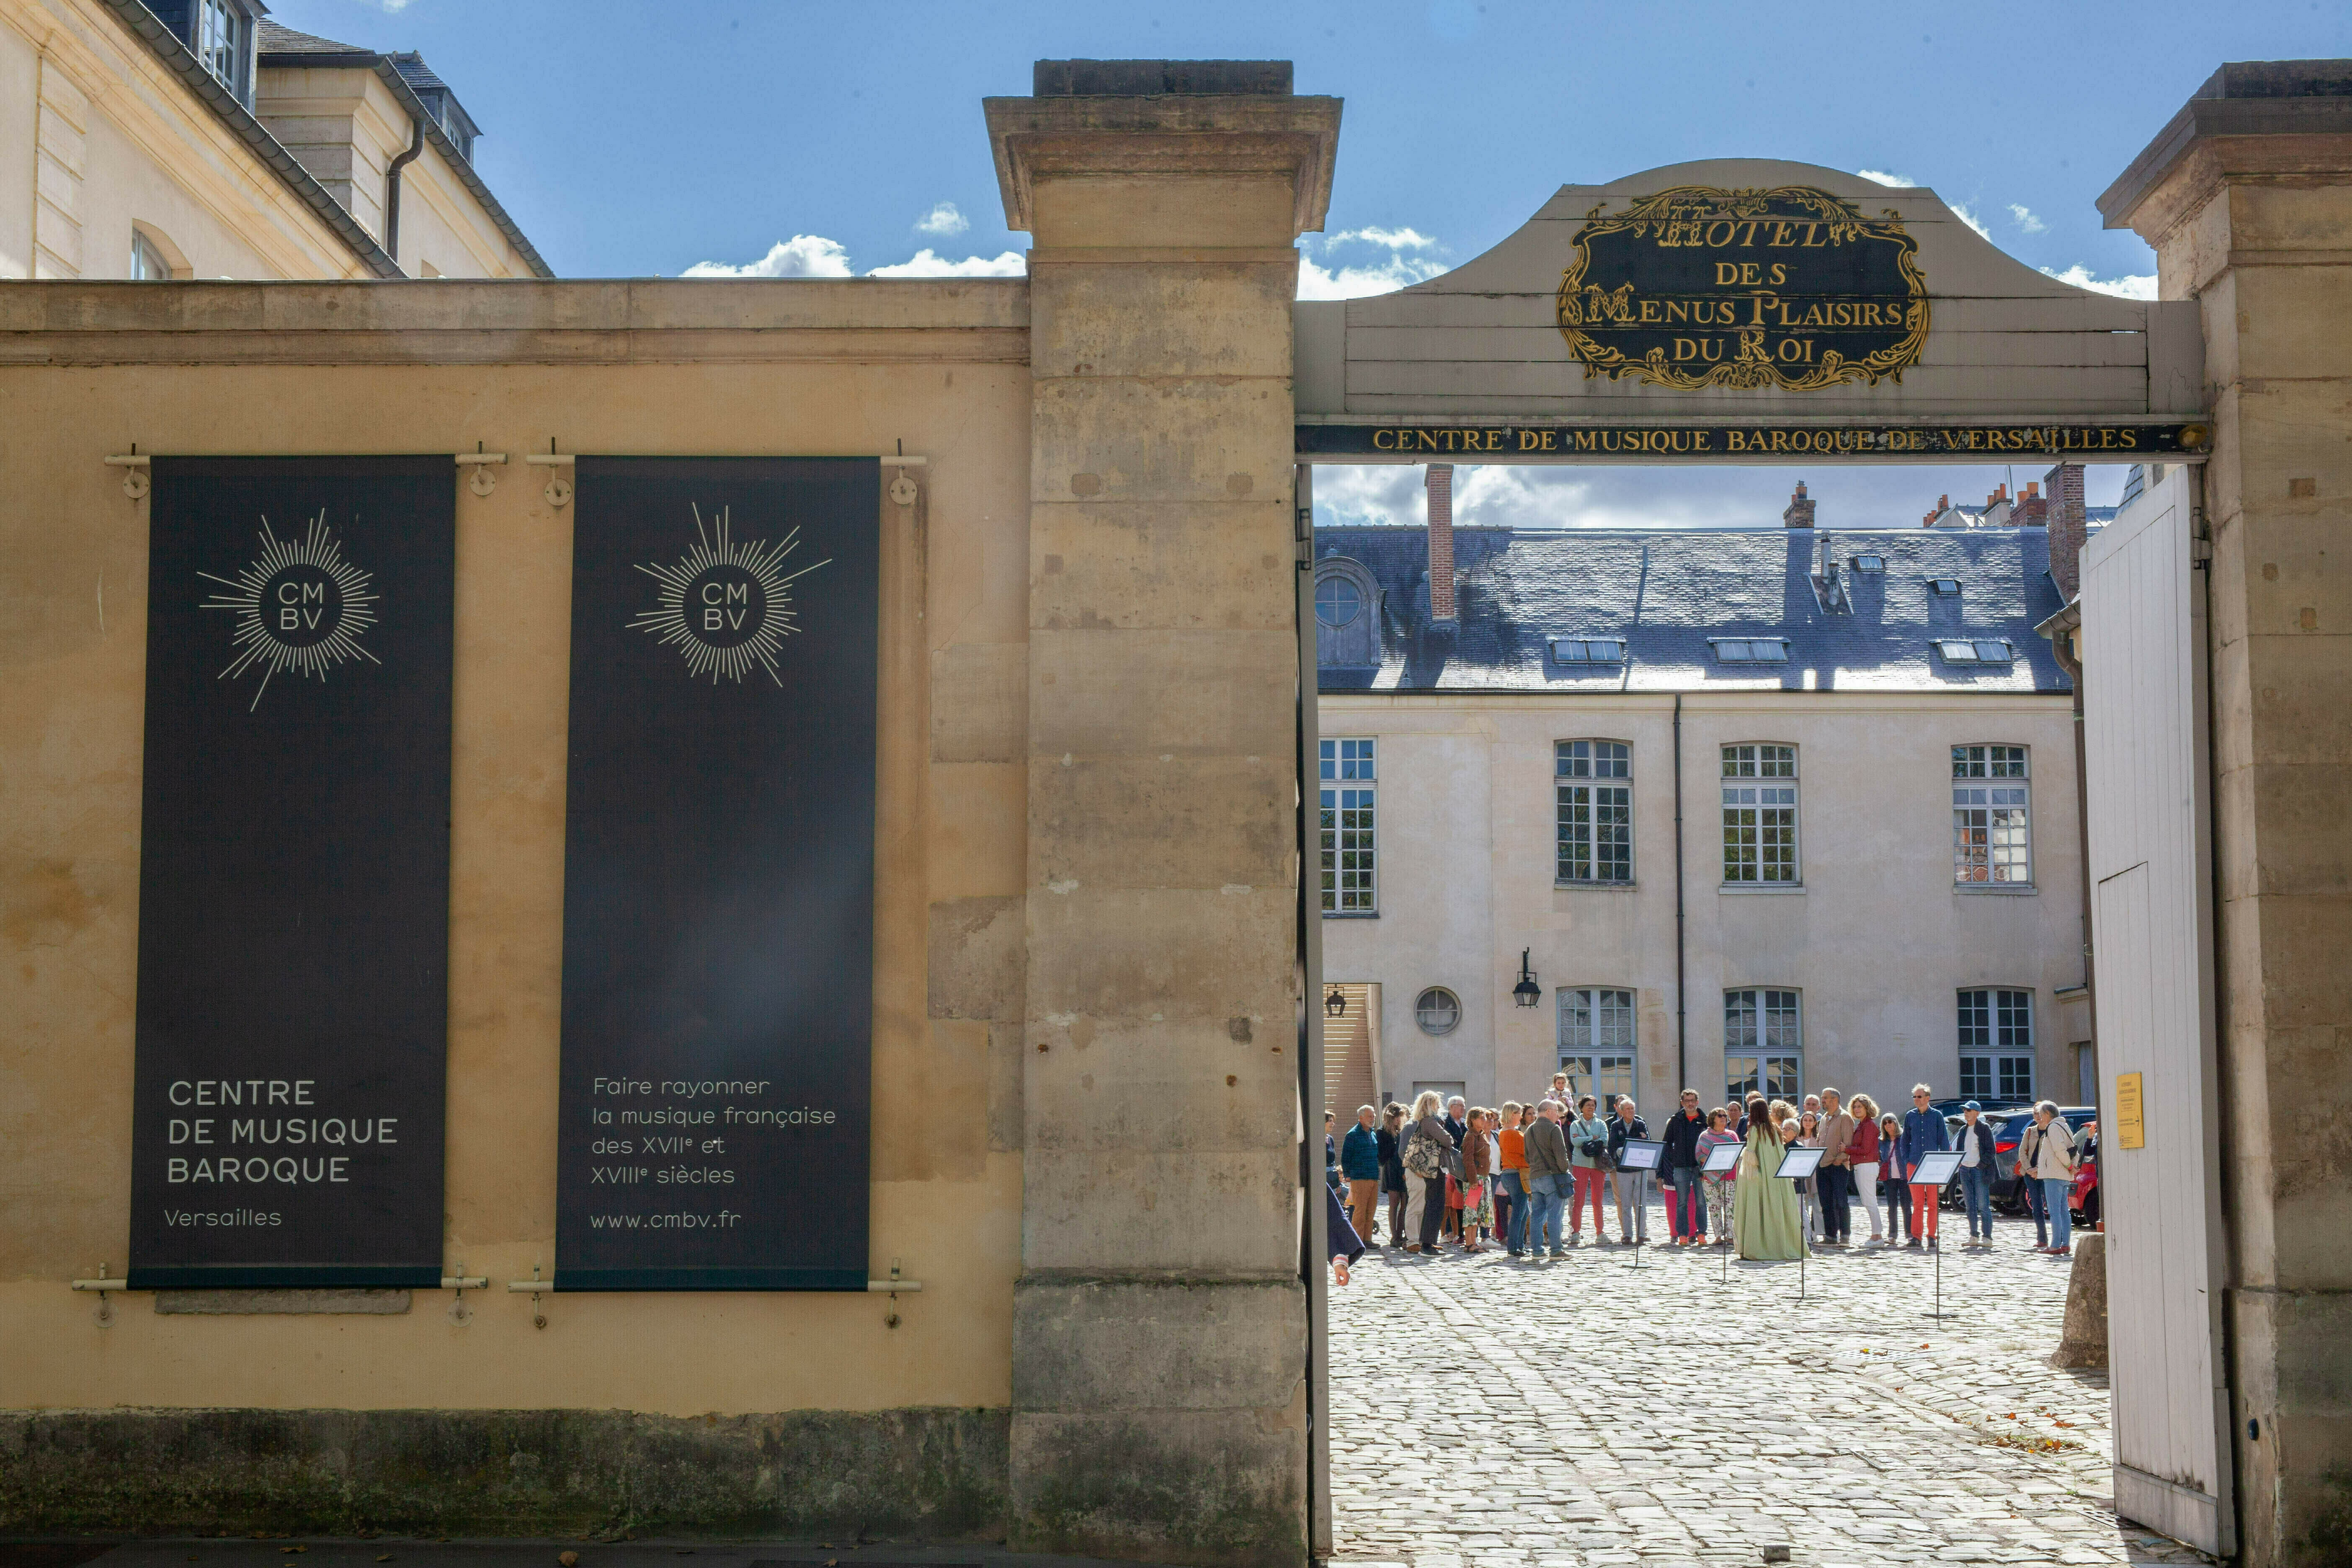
top-left (199, 512), bottom-right (381, 710)
top-left (629, 505), bottom-right (828, 686)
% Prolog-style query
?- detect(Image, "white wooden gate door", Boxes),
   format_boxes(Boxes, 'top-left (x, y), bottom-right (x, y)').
top-left (2079, 466), bottom-right (2234, 1556)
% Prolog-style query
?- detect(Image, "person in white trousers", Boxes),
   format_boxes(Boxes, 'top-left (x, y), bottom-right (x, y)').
top-left (1849, 1092), bottom-right (1886, 1244)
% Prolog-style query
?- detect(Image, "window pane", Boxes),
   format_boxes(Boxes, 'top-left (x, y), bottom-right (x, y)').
top-left (1959, 1055), bottom-right (1991, 1099)
top-left (1724, 990), bottom-right (1758, 1051)
top-left (1764, 1055), bottom-right (1801, 1100)
top-left (1558, 783), bottom-right (1591, 881)
top-left (1725, 1055), bottom-right (1758, 1105)
top-left (1314, 575), bottom-right (1360, 628)
top-left (1998, 1055), bottom-right (2034, 1102)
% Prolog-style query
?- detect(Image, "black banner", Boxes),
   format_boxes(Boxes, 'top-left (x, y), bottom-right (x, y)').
top-left (129, 457), bottom-right (454, 1290)
top-left (556, 457), bottom-right (879, 1291)
top-left (1296, 421), bottom-right (2210, 460)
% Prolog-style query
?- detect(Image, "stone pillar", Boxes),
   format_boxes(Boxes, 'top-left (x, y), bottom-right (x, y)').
top-left (984, 61), bottom-right (1339, 1567)
top-left (2101, 60), bottom-right (2352, 1568)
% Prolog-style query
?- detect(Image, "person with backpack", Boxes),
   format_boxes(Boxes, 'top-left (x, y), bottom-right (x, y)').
top-left (2019, 1101), bottom-right (2079, 1256)
top-left (1402, 1091), bottom-right (1451, 1255)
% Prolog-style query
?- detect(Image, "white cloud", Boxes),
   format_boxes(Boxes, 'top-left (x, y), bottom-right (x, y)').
top-left (2040, 264), bottom-right (2158, 300)
top-left (1950, 203), bottom-right (1992, 240)
top-left (1857, 169), bottom-right (1917, 187)
top-left (682, 235), bottom-right (851, 278)
top-left (867, 248), bottom-right (1026, 278)
top-left (1327, 225), bottom-right (1439, 250)
top-left (2008, 204), bottom-right (2047, 234)
top-left (1298, 253), bottom-right (1451, 300)
top-left (1298, 224), bottom-right (1450, 299)
top-left (914, 201), bottom-right (970, 237)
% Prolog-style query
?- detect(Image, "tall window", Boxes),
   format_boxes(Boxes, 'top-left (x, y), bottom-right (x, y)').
top-left (1958, 989), bottom-right (2035, 1103)
top-left (195, 0), bottom-right (245, 97)
top-left (1721, 744), bottom-right (1798, 884)
top-left (1559, 987), bottom-right (1636, 1112)
top-left (1725, 988), bottom-right (1802, 1106)
top-left (1318, 738), bottom-right (1375, 914)
top-left (1556, 740), bottom-right (1632, 883)
top-left (1952, 745), bottom-right (2031, 883)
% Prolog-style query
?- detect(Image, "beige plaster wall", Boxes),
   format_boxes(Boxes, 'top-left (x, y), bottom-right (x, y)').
top-left (1321, 692), bottom-right (2086, 1112)
top-left (1, 0), bottom-right (373, 281)
top-left (0, 279), bottom-right (1031, 1418)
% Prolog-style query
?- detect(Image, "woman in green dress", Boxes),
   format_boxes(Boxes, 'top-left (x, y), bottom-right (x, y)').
top-left (1735, 1095), bottom-right (1805, 1260)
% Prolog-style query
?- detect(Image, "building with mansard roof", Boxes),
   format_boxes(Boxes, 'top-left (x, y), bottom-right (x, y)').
top-left (1313, 465), bottom-right (2098, 1124)
top-left (3, 0), bottom-right (547, 280)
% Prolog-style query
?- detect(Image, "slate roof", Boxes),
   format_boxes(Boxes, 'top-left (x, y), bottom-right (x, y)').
top-left (1315, 525), bottom-right (2073, 695)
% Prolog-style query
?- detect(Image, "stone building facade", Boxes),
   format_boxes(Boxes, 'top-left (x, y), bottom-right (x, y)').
top-left (1315, 482), bottom-right (2094, 1117)
top-left (2, 0), bottom-right (546, 280)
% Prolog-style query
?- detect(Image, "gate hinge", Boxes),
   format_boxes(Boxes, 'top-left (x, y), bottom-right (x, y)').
top-left (2191, 536), bottom-right (2213, 563)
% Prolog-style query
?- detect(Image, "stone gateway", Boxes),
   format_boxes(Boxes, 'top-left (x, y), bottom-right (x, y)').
top-left (1, 45), bottom-right (2350, 1568)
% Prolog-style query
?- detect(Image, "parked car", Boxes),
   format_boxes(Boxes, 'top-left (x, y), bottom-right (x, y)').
top-left (2071, 1124), bottom-right (2101, 1229)
top-left (1938, 1108), bottom-right (2030, 1208)
top-left (1990, 1105), bottom-right (2098, 1213)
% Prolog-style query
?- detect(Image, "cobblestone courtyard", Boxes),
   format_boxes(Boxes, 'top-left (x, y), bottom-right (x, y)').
top-left (1328, 1209), bottom-right (2212, 1568)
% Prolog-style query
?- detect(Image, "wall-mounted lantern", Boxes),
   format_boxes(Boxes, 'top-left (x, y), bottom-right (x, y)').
top-left (1512, 949), bottom-right (1542, 1009)
top-left (1323, 986), bottom-right (1348, 1019)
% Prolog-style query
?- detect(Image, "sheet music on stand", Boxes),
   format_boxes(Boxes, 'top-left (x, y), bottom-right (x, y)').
top-left (1702, 1142), bottom-right (1739, 1284)
top-left (1616, 1139), bottom-right (1664, 1267)
top-left (1908, 1150), bottom-right (1965, 1319)
top-left (1774, 1144), bottom-right (1825, 1298)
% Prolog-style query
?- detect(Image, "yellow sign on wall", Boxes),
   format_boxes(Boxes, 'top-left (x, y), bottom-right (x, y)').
top-left (2116, 1072), bottom-right (2146, 1150)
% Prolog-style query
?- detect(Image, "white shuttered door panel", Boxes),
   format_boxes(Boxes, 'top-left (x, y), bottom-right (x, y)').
top-left (2079, 466), bottom-right (2233, 1556)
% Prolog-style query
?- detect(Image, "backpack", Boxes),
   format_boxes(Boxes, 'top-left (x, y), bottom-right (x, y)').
top-left (1403, 1129), bottom-right (1444, 1180)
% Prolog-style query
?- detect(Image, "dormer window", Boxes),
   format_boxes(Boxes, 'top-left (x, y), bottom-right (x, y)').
top-left (193, 0), bottom-right (252, 102)
top-left (1549, 637), bottom-right (1624, 664)
top-left (1929, 578), bottom-right (1962, 596)
top-left (1937, 639), bottom-right (2014, 665)
top-left (1712, 637), bottom-right (1790, 664)
top-left (1851, 554), bottom-right (1886, 573)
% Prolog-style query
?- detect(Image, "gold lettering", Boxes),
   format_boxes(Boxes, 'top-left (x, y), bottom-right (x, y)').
top-left (1769, 431), bottom-right (1790, 452)
top-left (1694, 431), bottom-right (1712, 451)
top-left (1777, 338), bottom-right (1805, 362)
top-left (1738, 221), bottom-right (1762, 248)
top-left (1751, 294), bottom-right (1776, 326)
top-left (1519, 430), bottom-right (1542, 451)
top-left (1668, 300), bottom-right (1689, 323)
top-left (1674, 337), bottom-right (1700, 361)
top-left (1703, 220), bottom-right (1736, 248)
top-left (1373, 429), bottom-right (1396, 450)
top-left (2120, 429), bottom-right (2139, 449)
top-left (1715, 263), bottom-right (1740, 286)
top-left (1640, 300), bottom-right (1661, 322)
top-left (1769, 222), bottom-right (1795, 247)
top-left (1540, 430), bottom-right (1558, 450)
top-left (1573, 432), bottom-right (1596, 451)
top-left (1802, 223), bottom-right (1826, 247)
top-left (1700, 337), bottom-right (1723, 361)
top-left (1769, 262), bottom-right (1788, 285)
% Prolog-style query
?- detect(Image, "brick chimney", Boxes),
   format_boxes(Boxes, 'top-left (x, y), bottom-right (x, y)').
top-left (1983, 483), bottom-right (2014, 527)
top-left (1424, 463), bottom-right (1457, 623)
top-left (1782, 479), bottom-right (1816, 529)
top-left (2015, 480), bottom-right (2049, 529)
top-left (2045, 461), bottom-right (2087, 600)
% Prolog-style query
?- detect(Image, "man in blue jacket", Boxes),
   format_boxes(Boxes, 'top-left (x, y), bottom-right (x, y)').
top-left (1340, 1105), bottom-right (1383, 1250)
top-left (1900, 1084), bottom-right (1952, 1251)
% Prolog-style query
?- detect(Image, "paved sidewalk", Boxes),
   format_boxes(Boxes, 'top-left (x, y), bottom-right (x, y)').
top-left (1327, 1210), bottom-right (2210, 1568)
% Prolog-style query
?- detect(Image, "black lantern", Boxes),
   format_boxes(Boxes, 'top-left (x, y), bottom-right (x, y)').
top-left (1323, 985), bottom-right (1348, 1018)
top-left (1512, 949), bottom-right (1542, 1008)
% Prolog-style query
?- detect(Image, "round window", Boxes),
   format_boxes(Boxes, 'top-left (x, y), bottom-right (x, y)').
top-left (1415, 986), bottom-right (1462, 1036)
top-left (1315, 574), bottom-right (1362, 628)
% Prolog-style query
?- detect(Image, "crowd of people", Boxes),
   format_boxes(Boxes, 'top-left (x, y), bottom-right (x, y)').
top-left (1327, 1078), bottom-right (2086, 1269)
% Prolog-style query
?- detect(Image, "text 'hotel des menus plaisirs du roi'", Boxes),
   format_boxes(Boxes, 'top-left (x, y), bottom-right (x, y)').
top-left (1296, 183), bottom-right (2209, 461)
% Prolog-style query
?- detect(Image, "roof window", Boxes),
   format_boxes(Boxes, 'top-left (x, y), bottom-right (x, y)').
top-left (1550, 637), bottom-right (1624, 664)
top-left (1712, 637), bottom-right (1790, 665)
top-left (1938, 639), bottom-right (2015, 665)
top-left (1851, 554), bottom-right (1886, 573)
top-left (1929, 578), bottom-right (1963, 595)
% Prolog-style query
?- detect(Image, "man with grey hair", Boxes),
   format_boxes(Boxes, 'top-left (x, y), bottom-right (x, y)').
top-left (1606, 1095), bottom-right (1651, 1244)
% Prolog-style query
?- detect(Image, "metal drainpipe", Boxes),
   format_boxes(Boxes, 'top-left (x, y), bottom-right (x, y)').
top-left (383, 115), bottom-right (426, 272)
top-left (1673, 693), bottom-right (1687, 1092)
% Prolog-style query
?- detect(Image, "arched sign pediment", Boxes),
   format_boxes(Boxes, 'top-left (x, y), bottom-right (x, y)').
top-left (1296, 159), bottom-right (2207, 462)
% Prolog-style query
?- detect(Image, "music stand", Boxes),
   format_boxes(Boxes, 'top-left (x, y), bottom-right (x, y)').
top-left (1774, 1145), bottom-right (1826, 1300)
top-left (1703, 1142), bottom-right (1740, 1285)
top-left (1908, 1150), bottom-right (1965, 1318)
top-left (1615, 1139), bottom-right (1664, 1268)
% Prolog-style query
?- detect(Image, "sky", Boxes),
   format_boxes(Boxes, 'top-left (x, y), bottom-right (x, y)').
top-left (268, 0), bottom-right (2337, 527)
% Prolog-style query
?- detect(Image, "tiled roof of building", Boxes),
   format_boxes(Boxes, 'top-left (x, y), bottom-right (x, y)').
top-left (1315, 525), bottom-right (2073, 694)
top-left (255, 21), bottom-right (373, 57)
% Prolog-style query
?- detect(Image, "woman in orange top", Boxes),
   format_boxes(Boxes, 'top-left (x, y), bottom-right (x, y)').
top-left (1496, 1100), bottom-right (1528, 1256)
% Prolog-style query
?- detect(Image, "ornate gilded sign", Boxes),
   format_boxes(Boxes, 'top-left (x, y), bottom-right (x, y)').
top-left (1557, 185), bottom-right (1929, 391)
